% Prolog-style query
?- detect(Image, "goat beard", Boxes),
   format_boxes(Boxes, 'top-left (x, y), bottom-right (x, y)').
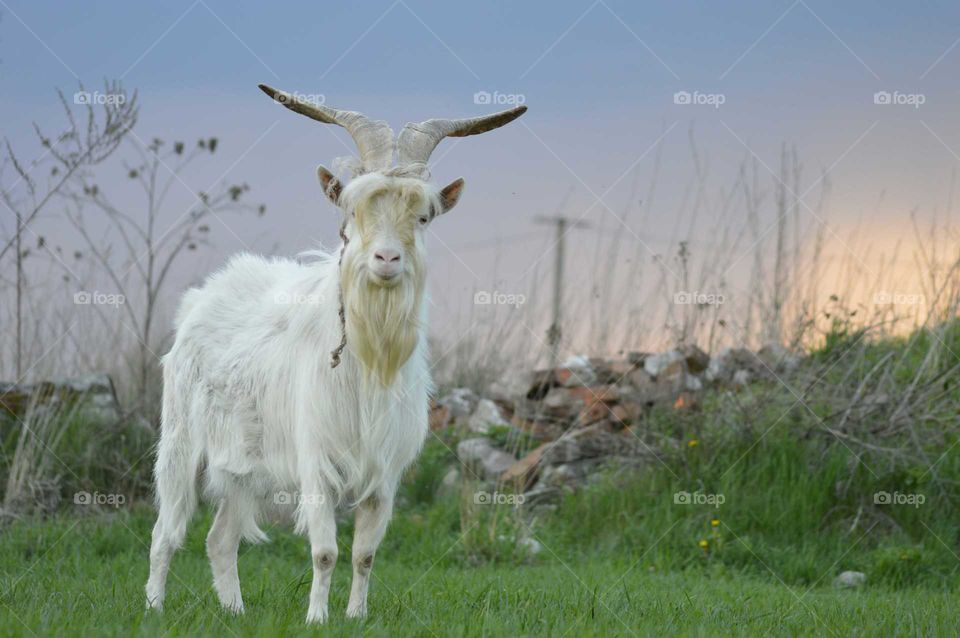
top-left (341, 266), bottom-right (424, 387)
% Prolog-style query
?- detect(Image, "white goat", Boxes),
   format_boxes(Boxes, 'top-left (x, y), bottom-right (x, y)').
top-left (145, 84), bottom-right (526, 623)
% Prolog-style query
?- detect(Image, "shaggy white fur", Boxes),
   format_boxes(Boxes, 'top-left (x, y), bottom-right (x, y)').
top-left (145, 173), bottom-right (442, 622)
top-left (146, 85), bottom-right (524, 624)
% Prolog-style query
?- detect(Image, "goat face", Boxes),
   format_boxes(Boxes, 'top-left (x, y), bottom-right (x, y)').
top-left (316, 169), bottom-right (465, 385)
top-left (317, 168), bottom-right (464, 289)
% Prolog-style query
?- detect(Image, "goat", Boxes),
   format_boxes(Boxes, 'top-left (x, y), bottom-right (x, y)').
top-left (145, 84), bottom-right (526, 623)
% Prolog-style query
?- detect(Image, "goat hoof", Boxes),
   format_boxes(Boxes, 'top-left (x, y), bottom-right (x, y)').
top-left (346, 605), bottom-right (367, 619)
top-left (305, 608), bottom-right (328, 624)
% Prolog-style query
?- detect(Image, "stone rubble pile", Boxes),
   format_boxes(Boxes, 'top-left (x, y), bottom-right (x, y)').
top-left (0, 374), bottom-right (124, 424)
top-left (434, 344), bottom-right (801, 509)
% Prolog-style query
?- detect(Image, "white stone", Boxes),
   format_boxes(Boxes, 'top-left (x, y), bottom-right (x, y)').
top-left (732, 369), bottom-right (752, 388)
top-left (439, 387), bottom-right (478, 418)
top-left (456, 438), bottom-right (516, 480)
top-left (518, 537), bottom-right (542, 556)
top-left (833, 571), bottom-right (866, 589)
top-left (643, 350), bottom-right (684, 378)
top-left (467, 398), bottom-right (509, 434)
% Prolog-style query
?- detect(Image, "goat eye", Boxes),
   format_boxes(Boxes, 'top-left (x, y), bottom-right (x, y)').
top-left (418, 216), bottom-right (428, 225)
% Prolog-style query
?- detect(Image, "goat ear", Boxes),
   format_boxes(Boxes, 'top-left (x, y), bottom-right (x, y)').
top-left (316, 165), bottom-right (342, 205)
top-left (437, 178), bottom-right (465, 216)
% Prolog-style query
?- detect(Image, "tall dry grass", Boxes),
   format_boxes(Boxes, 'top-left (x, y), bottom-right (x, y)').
top-left (3, 135), bottom-right (958, 416)
top-left (431, 143), bottom-right (959, 395)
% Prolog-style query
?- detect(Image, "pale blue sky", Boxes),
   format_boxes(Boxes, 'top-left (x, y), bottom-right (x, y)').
top-left (2, 0), bottom-right (959, 350)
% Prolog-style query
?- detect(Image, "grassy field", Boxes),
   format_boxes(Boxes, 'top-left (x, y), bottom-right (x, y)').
top-left (3, 325), bottom-right (960, 636)
top-left (0, 506), bottom-right (957, 638)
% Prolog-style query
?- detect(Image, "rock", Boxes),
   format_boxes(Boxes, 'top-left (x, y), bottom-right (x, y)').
top-left (705, 353), bottom-right (725, 382)
top-left (520, 484), bottom-right (562, 509)
top-left (4, 477), bottom-right (61, 514)
top-left (0, 374), bottom-right (122, 424)
top-left (673, 391), bottom-right (700, 410)
top-left (566, 385), bottom-right (620, 405)
top-left (757, 343), bottom-right (801, 373)
top-left (484, 378), bottom-right (516, 403)
top-left (501, 443), bottom-right (549, 488)
top-left (556, 365), bottom-right (597, 388)
top-left (679, 344), bottom-right (710, 374)
top-left (438, 388), bottom-right (478, 418)
top-left (706, 348), bottom-right (770, 384)
top-left (833, 571), bottom-right (866, 589)
top-left (626, 352), bottom-right (650, 366)
top-left (643, 350), bottom-right (686, 379)
top-left (467, 398), bottom-right (509, 434)
top-left (626, 368), bottom-right (683, 407)
top-left (540, 455), bottom-right (644, 489)
top-left (684, 374), bottom-right (703, 392)
top-left (456, 438), bottom-right (517, 481)
top-left (607, 359), bottom-right (639, 378)
top-left (436, 467), bottom-right (461, 499)
top-left (577, 403), bottom-right (609, 426)
top-left (732, 369), bottom-right (752, 388)
top-left (429, 402), bottom-right (451, 431)
top-left (540, 425), bottom-right (650, 466)
top-left (517, 536), bottom-right (542, 556)
top-left (565, 385), bottom-right (619, 426)
top-left (561, 354), bottom-right (592, 370)
top-left (537, 385), bottom-right (620, 425)
top-left (586, 358), bottom-right (623, 384)
top-left (540, 461), bottom-right (590, 487)
top-left (610, 401), bottom-right (643, 427)
top-left (525, 369), bottom-right (558, 400)
top-left (540, 387), bottom-right (583, 419)
top-left (511, 413), bottom-right (562, 441)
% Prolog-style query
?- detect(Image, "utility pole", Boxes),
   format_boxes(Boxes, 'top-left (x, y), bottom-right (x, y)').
top-left (534, 215), bottom-right (590, 370)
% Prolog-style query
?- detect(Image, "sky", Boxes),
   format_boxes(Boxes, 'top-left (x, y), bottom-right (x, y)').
top-left (2, 0), bottom-right (959, 360)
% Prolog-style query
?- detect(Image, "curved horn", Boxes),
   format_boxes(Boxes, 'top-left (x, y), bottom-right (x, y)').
top-left (397, 105), bottom-right (527, 167)
top-left (258, 84), bottom-right (394, 173)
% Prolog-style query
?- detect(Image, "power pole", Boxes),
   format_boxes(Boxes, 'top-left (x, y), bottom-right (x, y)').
top-left (534, 215), bottom-right (590, 370)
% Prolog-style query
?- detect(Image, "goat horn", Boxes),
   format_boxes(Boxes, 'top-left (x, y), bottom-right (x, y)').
top-left (258, 84), bottom-right (394, 173)
top-left (397, 105), bottom-right (527, 167)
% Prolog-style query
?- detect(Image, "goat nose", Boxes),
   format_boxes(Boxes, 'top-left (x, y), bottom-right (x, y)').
top-left (374, 249), bottom-right (401, 263)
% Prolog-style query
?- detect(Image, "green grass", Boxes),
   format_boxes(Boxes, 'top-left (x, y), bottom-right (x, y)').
top-left (2, 417), bottom-right (958, 637)
top-left (4, 323), bottom-right (960, 636)
top-left (0, 507), bottom-right (957, 637)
